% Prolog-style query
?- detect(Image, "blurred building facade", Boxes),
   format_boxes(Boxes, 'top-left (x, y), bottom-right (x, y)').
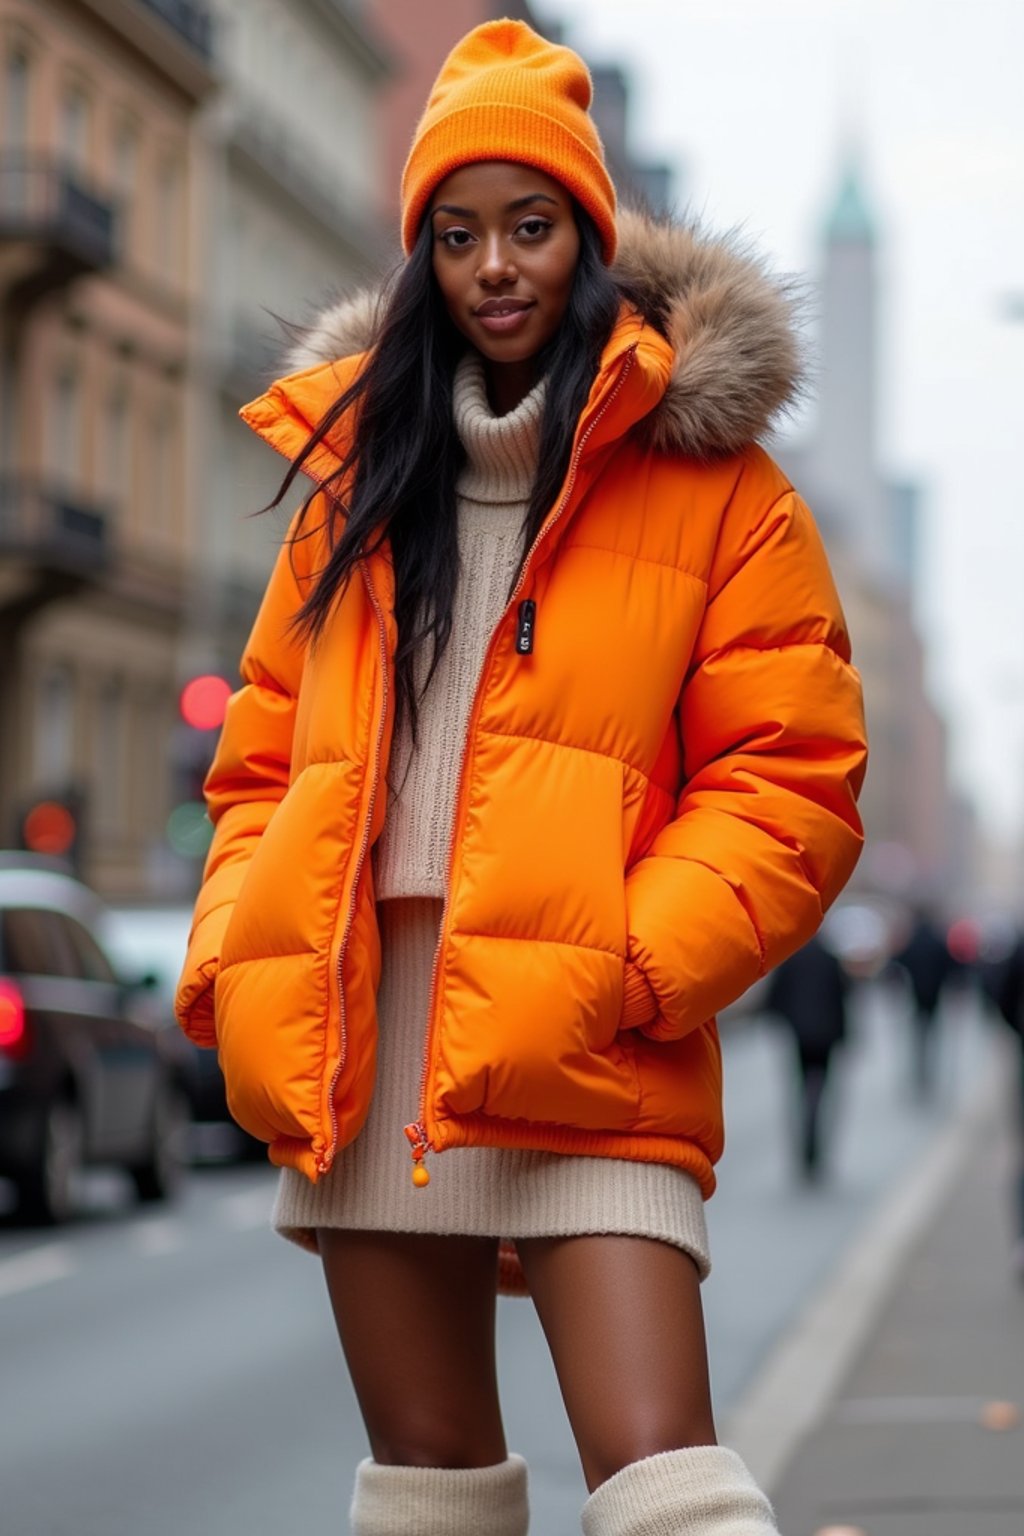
top-left (194, 0), bottom-right (388, 671)
top-left (777, 159), bottom-right (966, 899)
top-left (0, 0), bottom-right (217, 893)
top-left (0, 0), bottom-right (389, 898)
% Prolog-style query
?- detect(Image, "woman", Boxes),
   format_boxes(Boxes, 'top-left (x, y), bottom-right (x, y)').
top-left (176, 20), bottom-right (867, 1536)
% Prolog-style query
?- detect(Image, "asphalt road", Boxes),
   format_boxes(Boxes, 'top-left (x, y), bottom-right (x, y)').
top-left (0, 981), bottom-right (994, 1536)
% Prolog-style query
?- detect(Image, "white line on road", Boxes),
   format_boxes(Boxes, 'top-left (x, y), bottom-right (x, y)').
top-left (218, 1185), bottom-right (274, 1231)
top-left (835, 1395), bottom-right (1006, 1425)
top-left (0, 1243), bottom-right (75, 1301)
top-left (722, 1054), bottom-right (1002, 1495)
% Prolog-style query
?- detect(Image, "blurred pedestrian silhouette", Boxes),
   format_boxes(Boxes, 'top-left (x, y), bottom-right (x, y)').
top-left (893, 906), bottom-right (956, 1099)
top-left (766, 934), bottom-right (850, 1182)
top-left (979, 927), bottom-right (1024, 1281)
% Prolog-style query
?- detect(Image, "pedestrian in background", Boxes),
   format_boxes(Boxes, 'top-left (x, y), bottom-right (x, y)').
top-left (176, 20), bottom-right (866, 1536)
top-left (979, 925), bottom-right (1024, 1280)
top-left (893, 904), bottom-right (956, 1098)
top-left (766, 934), bottom-right (851, 1181)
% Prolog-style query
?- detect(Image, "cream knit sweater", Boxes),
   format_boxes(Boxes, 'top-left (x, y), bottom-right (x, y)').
top-left (272, 354), bottom-right (710, 1279)
top-left (373, 350), bottom-right (540, 899)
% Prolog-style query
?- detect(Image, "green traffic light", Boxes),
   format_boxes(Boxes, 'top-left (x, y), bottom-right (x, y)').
top-left (167, 801), bottom-right (213, 858)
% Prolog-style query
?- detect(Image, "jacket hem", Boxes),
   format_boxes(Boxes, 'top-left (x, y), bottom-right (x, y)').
top-left (429, 1114), bottom-right (717, 1199)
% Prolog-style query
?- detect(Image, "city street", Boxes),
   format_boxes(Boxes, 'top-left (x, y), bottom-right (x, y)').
top-left (0, 983), bottom-right (996, 1535)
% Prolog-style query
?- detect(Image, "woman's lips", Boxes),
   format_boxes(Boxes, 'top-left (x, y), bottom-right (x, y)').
top-left (474, 301), bottom-right (536, 335)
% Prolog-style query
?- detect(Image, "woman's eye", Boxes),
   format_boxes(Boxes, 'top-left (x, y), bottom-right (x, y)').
top-left (517, 218), bottom-right (552, 240)
top-left (439, 228), bottom-right (473, 249)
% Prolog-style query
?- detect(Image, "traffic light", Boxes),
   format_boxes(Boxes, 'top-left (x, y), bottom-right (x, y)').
top-left (167, 674), bottom-right (232, 860)
top-left (15, 785), bottom-right (85, 873)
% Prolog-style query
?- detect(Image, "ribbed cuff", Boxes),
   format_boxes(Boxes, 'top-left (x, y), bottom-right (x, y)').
top-left (351, 1453), bottom-right (529, 1536)
top-left (581, 1446), bottom-right (776, 1535)
top-left (621, 961), bottom-right (659, 1030)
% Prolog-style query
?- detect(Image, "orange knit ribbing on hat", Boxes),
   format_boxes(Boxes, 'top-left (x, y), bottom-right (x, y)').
top-left (401, 19), bottom-right (618, 265)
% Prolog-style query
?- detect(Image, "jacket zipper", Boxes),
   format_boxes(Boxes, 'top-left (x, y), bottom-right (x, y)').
top-left (402, 344), bottom-right (639, 1186)
top-left (318, 555), bottom-right (391, 1175)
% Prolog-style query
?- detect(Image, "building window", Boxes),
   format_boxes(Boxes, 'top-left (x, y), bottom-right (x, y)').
top-left (93, 676), bottom-right (126, 839)
top-left (50, 365), bottom-right (83, 489)
top-left (103, 383), bottom-right (129, 516)
top-left (155, 153), bottom-right (184, 283)
top-left (5, 45), bottom-right (31, 152)
top-left (135, 685), bottom-right (169, 835)
top-left (1, 340), bottom-right (18, 472)
top-left (59, 83), bottom-right (92, 179)
top-left (35, 665), bottom-right (76, 786)
top-left (149, 405), bottom-right (179, 540)
top-left (113, 117), bottom-right (140, 260)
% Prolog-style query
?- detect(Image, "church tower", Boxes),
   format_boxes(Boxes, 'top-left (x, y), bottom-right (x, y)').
top-left (806, 157), bottom-right (893, 582)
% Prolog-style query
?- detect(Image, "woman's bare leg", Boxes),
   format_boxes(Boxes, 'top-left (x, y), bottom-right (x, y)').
top-left (318, 1229), bottom-right (508, 1468)
top-left (516, 1233), bottom-right (717, 1491)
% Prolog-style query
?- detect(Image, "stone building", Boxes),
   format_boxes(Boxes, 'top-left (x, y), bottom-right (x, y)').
top-left (777, 160), bottom-right (960, 896)
top-left (0, 0), bottom-right (389, 897)
top-left (194, 0), bottom-right (389, 674)
top-left (0, 0), bottom-right (217, 894)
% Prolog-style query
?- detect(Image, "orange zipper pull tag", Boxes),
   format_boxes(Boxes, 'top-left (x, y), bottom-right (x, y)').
top-left (403, 1122), bottom-right (431, 1187)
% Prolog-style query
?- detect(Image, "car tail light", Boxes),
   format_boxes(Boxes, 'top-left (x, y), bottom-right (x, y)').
top-left (0, 977), bottom-right (28, 1058)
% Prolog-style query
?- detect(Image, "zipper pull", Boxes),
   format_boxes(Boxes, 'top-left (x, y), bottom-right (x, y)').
top-left (516, 599), bottom-right (536, 655)
top-left (403, 1121), bottom-right (431, 1187)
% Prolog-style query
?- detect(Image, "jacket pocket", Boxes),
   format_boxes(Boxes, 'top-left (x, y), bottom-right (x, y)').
top-left (221, 759), bottom-right (364, 971)
top-left (215, 760), bottom-right (365, 1149)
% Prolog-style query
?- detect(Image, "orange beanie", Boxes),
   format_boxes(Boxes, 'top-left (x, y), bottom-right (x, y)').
top-left (401, 19), bottom-right (618, 264)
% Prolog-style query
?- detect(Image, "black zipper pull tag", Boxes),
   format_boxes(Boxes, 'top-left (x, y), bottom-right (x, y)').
top-left (516, 599), bottom-right (536, 655)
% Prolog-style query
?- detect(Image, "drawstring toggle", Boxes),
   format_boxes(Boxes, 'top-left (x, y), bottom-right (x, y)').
top-left (516, 599), bottom-right (536, 655)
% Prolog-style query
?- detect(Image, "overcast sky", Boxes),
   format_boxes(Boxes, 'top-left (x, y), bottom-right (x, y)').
top-left (540, 0), bottom-right (1024, 840)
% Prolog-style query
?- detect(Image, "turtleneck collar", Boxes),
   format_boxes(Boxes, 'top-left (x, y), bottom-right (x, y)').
top-left (453, 350), bottom-right (546, 505)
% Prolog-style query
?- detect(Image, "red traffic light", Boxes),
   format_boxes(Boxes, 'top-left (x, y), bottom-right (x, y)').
top-left (22, 800), bottom-right (77, 856)
top-left (179, 674), bottom-right (232, 731)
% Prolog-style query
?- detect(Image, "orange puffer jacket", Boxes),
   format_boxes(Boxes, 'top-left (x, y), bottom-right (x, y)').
top-left (176, 212), bottom-right (867, 1195)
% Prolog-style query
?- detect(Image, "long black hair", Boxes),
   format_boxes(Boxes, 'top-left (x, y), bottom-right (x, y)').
top-left (265, 204), bottom-right (625, 754)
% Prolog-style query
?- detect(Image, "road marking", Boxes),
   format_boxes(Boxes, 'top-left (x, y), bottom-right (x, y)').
top-left (722, 1051), bottom-right (1002, 1495)
top-left (218, 1185), bottom-right (273, 1231)
top-left (0, 1243), bottom-right (75, 1300)
top-left (836, 1395), bottom-right (1010, 1425)
top-left (132, 1218), bottom-right (184, 1257)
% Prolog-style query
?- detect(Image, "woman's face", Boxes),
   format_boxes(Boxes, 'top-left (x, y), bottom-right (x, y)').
top-left (429, 161), bottom-right (581, 374)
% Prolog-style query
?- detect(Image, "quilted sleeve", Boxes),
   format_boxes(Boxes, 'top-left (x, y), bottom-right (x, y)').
top-left (623, 473), bottom-right (868, 1042)
top-left (174, 517), bottom-right (309, 1045)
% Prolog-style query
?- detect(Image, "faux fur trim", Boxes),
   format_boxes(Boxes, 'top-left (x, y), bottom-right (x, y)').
top-left (284, 286), bottom-right (382, 375)
top-left (280, 208), bottom-right (805, 458)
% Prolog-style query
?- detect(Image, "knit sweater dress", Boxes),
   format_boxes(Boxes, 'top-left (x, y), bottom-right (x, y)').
top-left (272, 352), bottom-right (711, 1279)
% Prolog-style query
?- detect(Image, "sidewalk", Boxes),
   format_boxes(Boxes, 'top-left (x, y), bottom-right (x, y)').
top-left (769, 1067), bottom-right (1024, 1536)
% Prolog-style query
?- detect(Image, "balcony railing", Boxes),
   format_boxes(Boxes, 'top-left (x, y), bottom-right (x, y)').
top-left (0, 156), bottom-right (117, 309)
top-left (75, 0), bottom-right (216, 97)
top-left (136, 0), bottom-right (214, 62)
top-left (0, 480), bottom-right (110, 584)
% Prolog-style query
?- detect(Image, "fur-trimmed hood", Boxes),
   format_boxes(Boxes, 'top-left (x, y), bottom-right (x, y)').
top-left (280, 209), bottom-right (805, 459)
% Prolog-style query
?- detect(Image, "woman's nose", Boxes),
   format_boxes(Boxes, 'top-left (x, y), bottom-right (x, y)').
top-left (476, 235), bottom-right (517, 285)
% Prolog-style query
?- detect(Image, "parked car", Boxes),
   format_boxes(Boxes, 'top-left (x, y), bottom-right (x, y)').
top-left (100, 902), bottom-right (264, 1159)
top-left (0, 854), bottom-right (190, 1223)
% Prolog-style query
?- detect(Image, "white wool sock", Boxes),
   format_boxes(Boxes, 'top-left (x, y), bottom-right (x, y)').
top-left (581, 1446), bottom-right (778, 1535)
top-left (350, 1453), bottom-right (529, 1536)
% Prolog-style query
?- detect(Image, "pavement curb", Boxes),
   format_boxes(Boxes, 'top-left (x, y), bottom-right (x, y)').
top-left (721, 1055), bottom-right (1002, 1495)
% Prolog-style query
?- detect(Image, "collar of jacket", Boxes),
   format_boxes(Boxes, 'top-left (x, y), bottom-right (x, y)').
top-left (239, 207), bottom-right (805, 470)
top-left (239, 304), bottom-right (665, 486)
top-left (240, 306), bottom-right (668, 615)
